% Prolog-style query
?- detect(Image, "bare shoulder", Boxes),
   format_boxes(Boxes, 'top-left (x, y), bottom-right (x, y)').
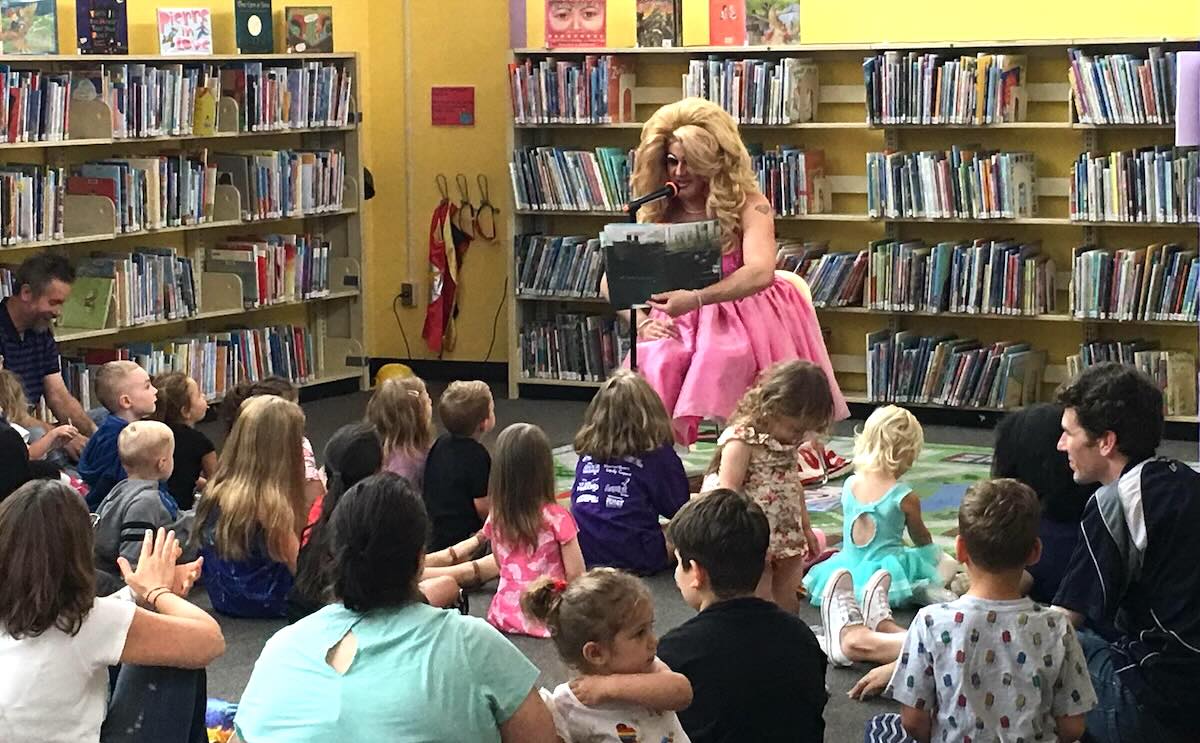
top-left (742, 192), bottom-right (772, 217)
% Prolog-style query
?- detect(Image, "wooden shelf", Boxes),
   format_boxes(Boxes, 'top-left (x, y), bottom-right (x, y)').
top-left (778, 213), bottom-right (874, 222)
top-left (0, 125), bottom-right (358, 152)
top-left (515, 209), bottom-right (625, 217)
top-left (515, 121), bottom-right (869, 130)
top-left (1069, 220), bottom-right (1200, 227)
top-left (517, 294), bottom-right (610, 305)
top-left (873, 122), bottom-right (1074, 129)
top-left (513, 37), bottom-right (1200, 55)
top-left (815, 306), bottom-right (1197, 326)
top-left (843, 393), bottom-right (1019, 414)
top-left (0, 52), bottom-right (356, 63)
top-left (1165, 414), bottom-right (1198, 424)
top-left (517, 376), bottom-right (604, 388)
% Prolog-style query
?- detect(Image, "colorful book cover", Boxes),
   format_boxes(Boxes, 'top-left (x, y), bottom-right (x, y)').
top-left (76, 0), bottom-right (128, 55)
top-left (0, 0), bottom-right (58, 54)
top-left (636, 0), bottom-right (676, 48)
top-left (746, 0), bottom-right (800, 45)
top-left (709, 0), bottom-right (746, 46)
top-left (545, 0), bottom-right (605, 49)
top-left (59, 276), bottom-right (114, 330)
top-left (235, 0), bottom-right (274, 54)
top-left (157, 7), bottom-right (213, 55)
top-left (285, 6), bottom-right (333, 53)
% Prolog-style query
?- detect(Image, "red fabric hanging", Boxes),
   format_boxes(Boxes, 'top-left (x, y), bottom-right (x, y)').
top-left (422, 202), bottom-right (473, 354)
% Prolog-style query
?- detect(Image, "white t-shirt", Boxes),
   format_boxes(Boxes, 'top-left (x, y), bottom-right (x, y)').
top-left (0, 596), bottom-right (136, 743)
top-left (541, 682), bottom-right (690, 743)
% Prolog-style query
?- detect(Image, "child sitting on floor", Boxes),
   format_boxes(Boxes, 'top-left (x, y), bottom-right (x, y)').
top-left (485, 423), bottom-right (584, 637)
top-left (570, 369), bottom-right (689, 575)
top-left (863, 479), bottom-right (1096, 743)
top-left (79, 361), bottom-right (160, 510)
top-left (0, 368), bottom-right (76, 466)
top-left (422, 380), bottom-right (495, 551)
top-left (803, 404), bottom-right (941, 609)
top-left (367, 375), bottom-right (436, 491)
top-left (151, 372), bottom-right (217, 511)
top-left (522, 568), bottom-right (692, 742)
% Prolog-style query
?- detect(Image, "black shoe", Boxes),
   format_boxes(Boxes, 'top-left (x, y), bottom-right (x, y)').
top-left (456, 588), bottom-right (470, 615)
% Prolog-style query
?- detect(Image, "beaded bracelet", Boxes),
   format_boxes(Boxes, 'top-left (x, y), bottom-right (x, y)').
top-left (693, 290), bottom-right (704, 310)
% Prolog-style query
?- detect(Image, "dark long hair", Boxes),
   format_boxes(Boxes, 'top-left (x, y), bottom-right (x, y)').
top-left (293, 423), bottom-right (383, 604)
top-left (993, 403), bottom-right (1095, 523)
top-left (0, 480), bottom-right (96, 638)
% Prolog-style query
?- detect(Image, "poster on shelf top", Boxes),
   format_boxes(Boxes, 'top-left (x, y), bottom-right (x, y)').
top-left (77, 0), bottom-right (129, 55)
top-left (636, 0), bottom-right (678, 48)
top-left (235, 0), bottom-right (275, 54)
top-left (1, 0), bottom-right (59, 54)
top-left (709, 0), bottom-right (747, 46)
top-left (157, 7), bottom-right (213, 55)
top-left (285, 6), bottom-right (334, 53)
top-left (545, 0), bottom-right (605, 49)
top-left (746, 0), bottom-right (799, 46)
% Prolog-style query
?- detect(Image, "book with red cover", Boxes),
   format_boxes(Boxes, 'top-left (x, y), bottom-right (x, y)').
top-left (66, 175), bottom-right (118, 206)
top-left (709, 0), bottom-right (746, 46)
top-left (545, 0), bottom-right (605, 48)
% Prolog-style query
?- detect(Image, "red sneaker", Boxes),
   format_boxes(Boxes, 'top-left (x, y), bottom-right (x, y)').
top-left (798, 442), bottom-right (853, 486)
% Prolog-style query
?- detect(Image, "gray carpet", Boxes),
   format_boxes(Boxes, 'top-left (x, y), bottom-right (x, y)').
top-left (195, 385), bottom-right (1196, 739)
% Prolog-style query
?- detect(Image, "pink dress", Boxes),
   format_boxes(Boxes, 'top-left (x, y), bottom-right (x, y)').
top-left (638, 242), bottom-right (850, 444)
top-left (483, 502), bottom-right (579, 637)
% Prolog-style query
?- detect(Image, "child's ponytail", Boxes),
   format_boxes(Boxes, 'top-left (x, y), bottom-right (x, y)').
top-left (520, 576), bottom-right (568, 631)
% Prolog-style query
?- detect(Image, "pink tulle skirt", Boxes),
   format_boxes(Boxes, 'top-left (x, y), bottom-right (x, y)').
top-left (634, 276), bottom-right (850, 444)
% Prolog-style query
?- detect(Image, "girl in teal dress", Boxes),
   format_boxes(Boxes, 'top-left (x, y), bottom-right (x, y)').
top-left (804, 405), bottom-right (941, 607)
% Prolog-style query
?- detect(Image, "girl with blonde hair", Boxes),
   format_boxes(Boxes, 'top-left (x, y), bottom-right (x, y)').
top-left (366, 375), bottom-right (436, 490)
top-left (601, 97), bottom-right (848, 457)
top-left (194, 394), bottom-right (308, 618)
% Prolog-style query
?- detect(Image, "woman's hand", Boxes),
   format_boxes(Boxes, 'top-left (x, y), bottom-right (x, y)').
top-left (638, 317), bottom-right (679, 341)
top-left (848, 662), bottom-right (896, 700)
top-left (117, 528), bottom-right (180, 603)
top-left (648, 290), bottom-right (702, 318)
top-left (173, 557), bottom-right (203, 597)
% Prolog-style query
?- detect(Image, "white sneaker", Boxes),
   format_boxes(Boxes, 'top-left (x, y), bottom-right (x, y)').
top-left (861, 569), bottom-right (893, 631)
top-left (820, 568), bottom-right (863, 668)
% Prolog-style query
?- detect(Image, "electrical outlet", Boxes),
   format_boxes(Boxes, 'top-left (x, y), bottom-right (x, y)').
top-left (400, 282), bottom-right (415, 307)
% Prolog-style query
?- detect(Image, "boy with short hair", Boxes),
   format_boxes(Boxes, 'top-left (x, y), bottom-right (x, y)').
top-left (93, 420), bottom-right (193, 578)
top-left (657, 488), bottom-right (828, 743)
top-left (879, 479), bottom-right (1096, 743)
top-left (422, 380), bottom-right (496, 550)
top-left (78, 361), bottom-right (159, 510)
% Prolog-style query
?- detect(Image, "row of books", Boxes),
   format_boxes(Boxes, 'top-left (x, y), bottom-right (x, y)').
top-left (509, 146), bottom-right (634, 212)
top-left (1068, 148), bottom-right (1200, 224)
top-left (863, 52), bottom-right (1027, 125)
top-left (1071, 244), bottom-right (1198, 322)
top-left (1068, 48), bottom-right (1177, 125)
top-left (1066, 341), bottom-right (1196, 416)
top-left (775, 241), bottom-right (866, 307)
top-left (515, 233), bottom-right (605, 298)
top-left (750, 146), bottom-right (829, 216)
top-left (507, 56), bottom-right (635, 124)
top-left (0, 166), bottom-right (66, 245)
top-left (215, 148), bottom-right (346, 221)
top-left (866, 329), bottom-right (1046, 409)
top-left (1, 69), bottom-right (72, 143)
top-left (68, 153), bottom-right (219, 233)
top-left (60, 324), bottom-right (321, 408)
top-left (206, 233), bottom-right (334, 309)
top-left (682, 57), bottom-right (818, 125)
top-left (864, 239), bottom-right (1055, 316)
top-left (866, 149), bottom-right (1037, 220)
top-left (67, 249), bottom-right (198, 329)
top-left (226, 61), bottom-right (355, 132)
top-left (518, 313), bottom-right (626, 382)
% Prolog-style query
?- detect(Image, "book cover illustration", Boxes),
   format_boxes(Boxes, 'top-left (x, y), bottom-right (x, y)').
top-left (635, 0), bottom-right (676, 48)
top-left (235, 0), bottom-right (274, 54)
top-left (746, 0), bottom-right (799, 46)
top-left (59, 276), bottom-right (114, 330)
top-left (285, 6), bottom-right (333, 53)
top-left (77, 0), bottom-right (127, 55)
top-left (545, 0), bottom-right (605, 49)
top-left (601, 220), bottom-right (722, 308)
top-left (0, 0), bottom-right (58, 54)
top-left (157, 7), bottom-right (213, 55)
top-left (709, 0), bottom-right (746, 46)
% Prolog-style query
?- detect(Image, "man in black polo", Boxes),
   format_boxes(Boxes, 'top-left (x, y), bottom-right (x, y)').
top-left (1053, 362), bottom-right (1200, 743)
top-left (0, 251), bottom-right (95, 455)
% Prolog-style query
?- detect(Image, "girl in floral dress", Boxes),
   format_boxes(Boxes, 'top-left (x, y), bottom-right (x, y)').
top-left (707, 360), bottom-right (836, 613)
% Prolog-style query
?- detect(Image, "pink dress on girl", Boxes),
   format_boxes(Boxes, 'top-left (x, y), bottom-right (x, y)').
top-left (483, 502), bottom-right (579, 637)
top-left (639, 239), bottom-right (850, 444)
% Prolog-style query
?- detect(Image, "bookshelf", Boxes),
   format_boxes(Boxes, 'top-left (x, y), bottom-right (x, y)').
top-left (506, 39), bottom-right (1199, 424)
top-left (0, 52), bottom-right (367, 404)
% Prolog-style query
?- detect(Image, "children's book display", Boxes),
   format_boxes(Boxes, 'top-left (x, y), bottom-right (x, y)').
top-left (235, 0), bottom-right (274, 54)
top-left (285, 5), bottom-right (333, 53)
top-left (746, 0), bottom-right (799, 46)
top-left (544, 0), bottom-right (605, 48)
top-left (709, 0), bottom-right (746, 46)
top-left (76, 0), bottom-right (128, 55)
top-left (157, 7), bottom-right (213, 55)
top-left (601, 220), bottom-right (721, 309)
top-left (0, 0), bottom-right (58, 54)
top-left (635, 0), bottom-right (677, 48)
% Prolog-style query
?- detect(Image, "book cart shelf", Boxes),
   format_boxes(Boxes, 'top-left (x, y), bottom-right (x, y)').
top-left (1, 52), bottom-right (367, 403)
top-left (507, 38), bottom-right (1200, 426)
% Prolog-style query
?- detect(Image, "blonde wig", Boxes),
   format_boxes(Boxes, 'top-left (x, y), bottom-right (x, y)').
top-left (574, 369), bottom-right (674, 461)
top-left (366, 376), bottom-right (435, 460)
top-left (632, 97), bottom-right (760, 252)
top-left (853, 404), bottom-right (924, 478)
top-left (194, 395), bottom-right (307, 563)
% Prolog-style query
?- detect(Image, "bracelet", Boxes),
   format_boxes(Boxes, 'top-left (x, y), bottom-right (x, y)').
top-left (636, 317), bottom-right (654, 331)
top-left (149, 587), bottom-right (176, 610)
top-left (141, 586), bottom-right (171, 609)
top-left (447, 545), bottom-right (459, 563)
top-left (693, 290), bottom-right (704, 310)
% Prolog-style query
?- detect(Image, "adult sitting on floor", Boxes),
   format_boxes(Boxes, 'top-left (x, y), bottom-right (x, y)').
top-left (1052, 362), bottom-right (1199, 743)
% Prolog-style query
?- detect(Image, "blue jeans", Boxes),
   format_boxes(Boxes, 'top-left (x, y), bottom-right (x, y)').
top-left (1077, 630), bottom-right (1182, 743)
top-left (100, 665), bottom-right (207, 743)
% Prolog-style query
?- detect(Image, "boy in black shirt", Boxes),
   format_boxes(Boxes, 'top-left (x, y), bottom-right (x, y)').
top-left (658, 488), bottom-right (828, 743)
top-left (423, 380), bottom-right (495, 551)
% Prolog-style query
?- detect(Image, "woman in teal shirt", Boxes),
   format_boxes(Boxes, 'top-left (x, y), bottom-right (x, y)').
top-left (234, 473), bottom-right (557, 742)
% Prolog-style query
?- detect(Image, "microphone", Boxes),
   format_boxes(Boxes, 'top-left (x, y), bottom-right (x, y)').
top-left (625, 181), bottom-right (679, 216)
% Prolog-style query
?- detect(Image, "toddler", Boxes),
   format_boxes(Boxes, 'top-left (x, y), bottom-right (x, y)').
top-left (484, 422), bottom-right (584, 637)
top-left (864, 479), bottom-right (1096, 743)
top-left (522, 568), bottom-right (692, 742)
top-left (570, 369), bottom-right (689, 575)
top-left (422, 380), bottom-right (495, 550)
top-left (151, 372), bottom-right (216, 511)
top-left (79, 361), bottom-right (159, 510)
top-left (707, 360), bottom-right (835, 612)
top-left (0, 368), bottom-right (76, 464)
top-left (366, 375), bottom-right (435, 491)
top-left (804, 405), bottom-right (941, 609)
